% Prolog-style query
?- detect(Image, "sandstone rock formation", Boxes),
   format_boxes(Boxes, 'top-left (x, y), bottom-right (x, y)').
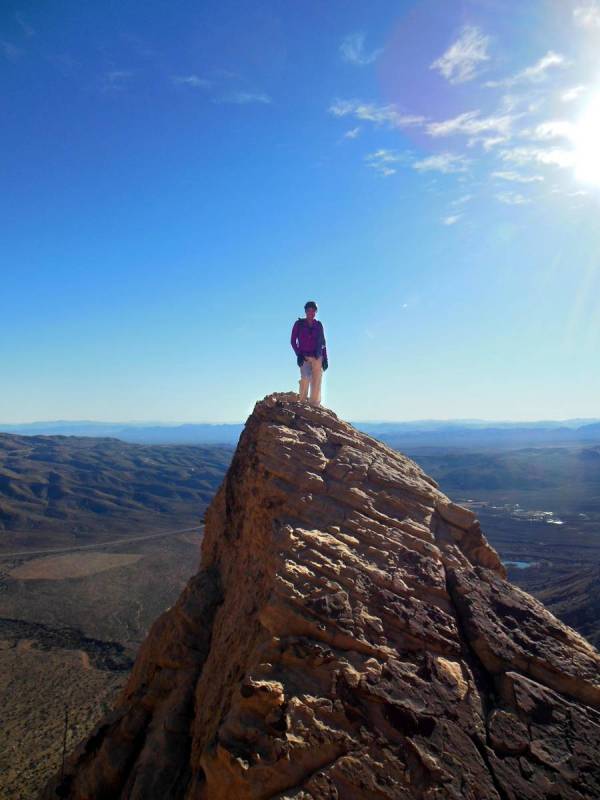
top-left (42, 393), bottom-right (600, 799)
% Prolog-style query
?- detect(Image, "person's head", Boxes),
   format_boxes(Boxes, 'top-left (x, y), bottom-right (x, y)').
top-left (304, 300), bottom-right (317, 321)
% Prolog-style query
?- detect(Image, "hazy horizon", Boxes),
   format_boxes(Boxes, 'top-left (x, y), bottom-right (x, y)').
top-left (1, 415), bottom-right (599, 427)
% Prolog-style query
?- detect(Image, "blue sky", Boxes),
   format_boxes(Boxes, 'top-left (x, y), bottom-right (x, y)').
top-left (2, 0), bottom-right (600, 423)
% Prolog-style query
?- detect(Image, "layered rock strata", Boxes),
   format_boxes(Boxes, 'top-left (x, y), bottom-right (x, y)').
top-left (42, 393), bottom-right (600, 799)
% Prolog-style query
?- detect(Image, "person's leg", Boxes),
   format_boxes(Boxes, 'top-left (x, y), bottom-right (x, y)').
top-left (308, 357), bottom-right (323, 406)
top-left (299, 358), bottom-right (311, 401)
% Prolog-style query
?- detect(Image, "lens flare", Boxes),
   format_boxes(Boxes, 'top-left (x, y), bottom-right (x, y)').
top-left (574, 94), bottom-right (600, 186)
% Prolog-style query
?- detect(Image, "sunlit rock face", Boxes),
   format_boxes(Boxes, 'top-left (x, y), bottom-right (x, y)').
top-left (42, 392), bottom-right (600, 800)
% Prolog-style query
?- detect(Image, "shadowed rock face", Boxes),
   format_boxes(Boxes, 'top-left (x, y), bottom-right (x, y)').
top-left (41, 393), bottom-right (600, 800)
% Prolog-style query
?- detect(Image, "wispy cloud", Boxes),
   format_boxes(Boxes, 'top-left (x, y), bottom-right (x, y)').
top-left (574, 2), bottom-right (600, 27)
top-left (365, 149), bottom-right (471, 177)
top-left (430, 25), bottom-right (490, 84)
top-left (343, 127), bottom-right (361, 139)
top-left (413, 153), bottom-right (470, 174)
top-left (15, 12), bottom-right (35, 37)
top-left (500, 146), bottom-right (576, 168)
top-left (452, 194), bottom-right (473, 206)
top-left (340, 33), bottom-right (382, 66)
top-left (496, 191), bottom-right (531, 205)
top-left (1, 40), bottom-right (24, 61)
top-left (101, 70), bottom-right (134, 91)
top-left (561, 85), bottom-right (586, 102)
top-left (492, 171), bottom-right (544, 183)
top-left (329, 99), bottom-right (425, 128)
top-left (365, 149), bottom-right (407, 176)
top-left (519, 52), bottom-right (567, 81)
top-left (443, 214), bottom-right (463, 225)
top-left (478, 136), bottom-right (510, 151)
top-left (215, 91), bottom-right (271, 105)
top-left (426, 109), bottom-right (515, 140)
top-left (173, 75), bottom-right (211, 89)
top-left (440, 195), bottom-right (473, 227)
top-left (523, 120), bottom-right (575, 141)
top-left (486, 51), bottom-right (567, 88)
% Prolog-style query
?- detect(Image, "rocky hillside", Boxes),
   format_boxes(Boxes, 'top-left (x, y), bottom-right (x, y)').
top-left (532, 566), bottom-right (600, 649)
top-left (42, 393), bottom-right (600, 799)
top-left (0, 432), bottom-right (231, 545)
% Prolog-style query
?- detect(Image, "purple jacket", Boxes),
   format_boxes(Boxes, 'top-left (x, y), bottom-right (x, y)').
top-left (291, 318), bottom-right (327, 360)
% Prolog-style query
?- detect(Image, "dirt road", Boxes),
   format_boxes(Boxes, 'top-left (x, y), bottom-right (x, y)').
top-left (0, 525), bottom-right (204, 559)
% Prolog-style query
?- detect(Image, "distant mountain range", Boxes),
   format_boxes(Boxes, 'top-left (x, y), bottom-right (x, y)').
top-left (0, 431), bottom-right (231, 537)
top-left (362, 420), bottom-right (600, 450)
top-left (0, 421), bottom-right (245, 445)
top-left (1, 418), bottom-right (600, 448)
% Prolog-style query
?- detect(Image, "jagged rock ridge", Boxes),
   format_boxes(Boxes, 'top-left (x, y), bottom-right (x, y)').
top-left (43, 393), bottom-right (600, 799)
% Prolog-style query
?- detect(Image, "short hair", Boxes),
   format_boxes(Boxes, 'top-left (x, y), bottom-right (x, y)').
top-left (304, 300), bottom-right (318, 311)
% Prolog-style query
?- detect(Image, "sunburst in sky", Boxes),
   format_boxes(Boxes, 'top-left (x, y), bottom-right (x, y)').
top-left (330, 0), bottom-right (600, 203)
top-left (573, 94), bottom-right (600, 184)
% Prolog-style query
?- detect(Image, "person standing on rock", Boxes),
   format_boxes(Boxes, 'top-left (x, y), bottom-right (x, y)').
top-left (290, 301), bottom-right (328, 406)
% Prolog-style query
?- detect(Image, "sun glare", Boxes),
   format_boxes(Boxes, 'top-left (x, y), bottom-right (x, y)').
top-left (573, 94), bottom-right (600, 186)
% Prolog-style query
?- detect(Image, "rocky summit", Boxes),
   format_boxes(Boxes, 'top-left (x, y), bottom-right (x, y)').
top-left (42, 393), bottom-right (600, 800)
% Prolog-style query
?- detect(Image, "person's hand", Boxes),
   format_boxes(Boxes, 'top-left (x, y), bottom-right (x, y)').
top-left (297, 354), bottom-right (305, 367)
top-left (322, 357), bottom-right (328, 371)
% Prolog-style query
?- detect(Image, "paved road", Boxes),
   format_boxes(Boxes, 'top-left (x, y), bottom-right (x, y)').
top-left (0, 525), bottom-right (204, 559)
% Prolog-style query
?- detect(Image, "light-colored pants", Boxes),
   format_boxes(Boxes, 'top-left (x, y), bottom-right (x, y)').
top-left (299, 356), bottom-right (322, 406)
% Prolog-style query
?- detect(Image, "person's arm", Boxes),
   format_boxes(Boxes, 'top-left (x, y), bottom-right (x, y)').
top-left (291, 320), bottom-right (300, 355)
top-left (291, 320), bottom-right (305, 366)
top-left (320, 323), bottom-right (328, 369)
